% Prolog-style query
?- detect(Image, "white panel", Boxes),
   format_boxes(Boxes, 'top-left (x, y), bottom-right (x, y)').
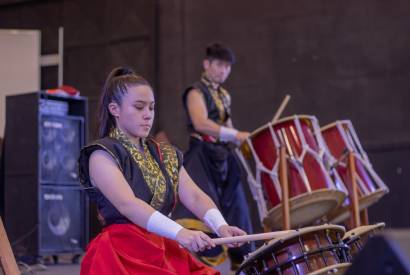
top-left (0, 29), bottom-right (41, 136)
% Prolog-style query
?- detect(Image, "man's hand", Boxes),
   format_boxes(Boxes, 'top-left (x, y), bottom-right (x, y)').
top-left (236, 131), bottom-right (250, 144)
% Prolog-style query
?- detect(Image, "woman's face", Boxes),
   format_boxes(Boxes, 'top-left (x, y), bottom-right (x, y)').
top-left (109, 84), bottom-right (155, 140)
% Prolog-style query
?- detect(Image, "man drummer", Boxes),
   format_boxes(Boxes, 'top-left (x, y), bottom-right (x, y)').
top-left (172, 42), bottom-right (254, 269)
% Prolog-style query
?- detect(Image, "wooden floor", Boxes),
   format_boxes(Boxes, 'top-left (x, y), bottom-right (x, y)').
top-left (20, 263), bottom-right (80, 275)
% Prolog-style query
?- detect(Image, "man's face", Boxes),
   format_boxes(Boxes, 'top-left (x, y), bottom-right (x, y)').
top-left (203, 59), bottom-right (232, 85)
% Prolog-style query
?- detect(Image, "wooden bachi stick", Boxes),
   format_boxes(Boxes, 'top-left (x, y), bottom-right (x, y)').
top-left (272, 94), bottom-right (291, 123)
top-left (213, 230), bottom-right (294, 246)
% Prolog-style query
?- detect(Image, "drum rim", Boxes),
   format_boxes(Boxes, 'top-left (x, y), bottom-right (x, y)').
top-left (343, 222), bottom-right (385, 241)
top-left (266, 223), bottom-right (345, 245)
top-left (247, 115), bottom-right (318, 139)
top-left (329, 188), bottom-right (388, 224)
top-left (238, 224), bottom-right (346, 275)
top-left (264, 189), bottom-right (347, 229)
top-left (273, 114), bottom-right (316, 126)
top-left (248, 122), bottom-right (272, 138)
top-left (320, 120), bottom-right (351, 132)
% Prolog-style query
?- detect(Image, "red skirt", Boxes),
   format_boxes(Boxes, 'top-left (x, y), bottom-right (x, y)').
top-left (81, 223), bottom-right (220, 275)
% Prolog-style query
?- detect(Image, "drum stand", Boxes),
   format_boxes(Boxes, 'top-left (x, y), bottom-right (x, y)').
top-left (275, 149), bottom-right (370, 231)
top-left (360, 209), bottom-right (369, 225)
top-left (0, 217), bottom-right (20, 275)
top-left (262, 145), bottom-right (291, 232)
top-left (275, 95), bottom-right (292, 231)
top-left (348, 151), bottom-right (361, 228)
top-left (279, 145), bottom-right (291, 230)
top-left (347, 151), bottom-right (372, 228)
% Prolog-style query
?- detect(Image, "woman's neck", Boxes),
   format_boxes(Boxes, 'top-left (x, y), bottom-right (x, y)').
top-left (117, 126), bottom-right (143, 151)
top-left (129, 136), bottom-right (142, 148)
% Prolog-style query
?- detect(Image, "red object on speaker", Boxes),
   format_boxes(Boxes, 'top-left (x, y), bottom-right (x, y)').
top-left (46, 85), bottom-right (80, 97)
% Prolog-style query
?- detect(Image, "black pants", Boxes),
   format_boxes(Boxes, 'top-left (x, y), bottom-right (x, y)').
top-left (172, 138), bottom-right (254, 266)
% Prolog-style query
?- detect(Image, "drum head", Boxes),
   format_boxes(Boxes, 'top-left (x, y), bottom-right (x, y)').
top-left (328, 189), bottom-right (388, 224)
top-left (264, 189), bottom-right (346, 230)
top-left (342, 223), bottom-right (385, 261)
top-left (343, 222), bottom-right (385, 241)
top-left (258, 224), bottom-right (346, 254)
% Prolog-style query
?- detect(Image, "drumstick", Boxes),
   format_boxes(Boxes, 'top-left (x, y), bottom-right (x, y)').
top-left (212, 231), bottom-right (294, 246)
top-left (271, 94), bottom-right (291, 123)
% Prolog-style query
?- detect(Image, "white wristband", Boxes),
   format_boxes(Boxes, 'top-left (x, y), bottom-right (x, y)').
top-left (203, 208), bottom-right (228, 236)
top-left (146, 211), bottom-right (183, 240)
top-left (219, 126), bottom-right (238, 142)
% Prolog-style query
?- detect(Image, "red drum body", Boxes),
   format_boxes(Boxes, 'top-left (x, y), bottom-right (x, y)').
top-left (236, 225), bottom-right (351, 275)
top-left (321, 121), bottom-right (389, 223)
top-left (237, 116), bottom-right (346, 229)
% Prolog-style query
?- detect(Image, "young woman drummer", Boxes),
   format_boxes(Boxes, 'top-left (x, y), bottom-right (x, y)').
top-left (78, 67), bottom-right (246, 275)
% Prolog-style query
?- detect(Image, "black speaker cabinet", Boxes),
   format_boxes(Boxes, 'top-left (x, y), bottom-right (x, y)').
top-left (346, 230), bottom-right (410, 275)
top-left (3, 91), bottom-right (88, 257)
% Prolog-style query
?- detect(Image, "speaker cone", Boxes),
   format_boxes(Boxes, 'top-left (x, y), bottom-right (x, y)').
top-left (47, 202), bottom-right (70, 236)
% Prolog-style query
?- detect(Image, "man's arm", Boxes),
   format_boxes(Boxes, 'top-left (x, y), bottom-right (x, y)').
top-left (186, 89), bottom-right (249, 142)
top-left (186, 89), bottom-right (222, 137)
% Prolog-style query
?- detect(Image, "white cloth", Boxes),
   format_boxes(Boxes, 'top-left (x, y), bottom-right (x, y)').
top-left (146, 211), bottom-right (183, 240)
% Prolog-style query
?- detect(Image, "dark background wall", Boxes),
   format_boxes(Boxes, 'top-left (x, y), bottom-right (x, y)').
top-left (1, 0), bottom-right (409, 228)
top-left (0, 0), bottom-right (158, 138)
top-left (158, 0), bottom-right (410, 228)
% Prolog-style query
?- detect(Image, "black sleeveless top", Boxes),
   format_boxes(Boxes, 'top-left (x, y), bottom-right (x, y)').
top-left (78, 137), bottom-right (183, 226)
top-left (183, 75), bottom-right (232, 134)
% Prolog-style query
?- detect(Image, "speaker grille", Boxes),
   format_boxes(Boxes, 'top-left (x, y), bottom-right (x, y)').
top-left (40, 186), bottom-right (86, 254)
top-left (40, 115), bottom-right (84, 184)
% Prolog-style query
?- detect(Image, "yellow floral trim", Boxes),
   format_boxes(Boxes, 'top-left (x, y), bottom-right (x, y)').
top-left (201, 75), bottom-right (231, 124)
top-left (110, 128), bottom-right (166, 210)
top-left (158, 142), bottom-right (180, 202)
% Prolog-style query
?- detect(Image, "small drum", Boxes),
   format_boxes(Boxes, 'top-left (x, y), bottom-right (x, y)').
top-left (237, 115), bottom-right (347, 229)
top-left (343, 222), bottom-right (385, 261)
top-left (321, 121), bottom-right (389, 223)
top-left (236, 224), bottom-right (351, 275)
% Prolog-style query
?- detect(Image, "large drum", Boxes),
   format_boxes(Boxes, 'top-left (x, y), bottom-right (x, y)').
top-left (237, 115), bottom-right (347, 229)
top-left (236, 224), bottom-right (351, 275)
top-left (343, 222), bottom-right (385, 261)
top-left (321, 121), bottom-right (389, 223)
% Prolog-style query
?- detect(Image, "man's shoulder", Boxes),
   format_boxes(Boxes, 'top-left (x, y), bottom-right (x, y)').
top-left (183, 82), bottom-right (207, 100)
top-left (189, 80), bottom-right (207, 91)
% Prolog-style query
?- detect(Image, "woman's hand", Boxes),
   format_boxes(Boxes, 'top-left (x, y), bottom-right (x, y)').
top-left (217, 225), bottom-right (247, 248)
top-left (175, 228), bottom-right (216, 252)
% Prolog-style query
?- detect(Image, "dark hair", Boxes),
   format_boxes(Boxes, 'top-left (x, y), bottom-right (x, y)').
top-left (97, 67), bottom-right (150, 138)
top-left (205, 43), bottom-right (236, 64)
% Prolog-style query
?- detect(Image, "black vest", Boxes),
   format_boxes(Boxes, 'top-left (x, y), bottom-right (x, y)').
top-left (78, 137), bottom-right (182, 226)
top-left (183, 80), bottom-right (230, 134)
